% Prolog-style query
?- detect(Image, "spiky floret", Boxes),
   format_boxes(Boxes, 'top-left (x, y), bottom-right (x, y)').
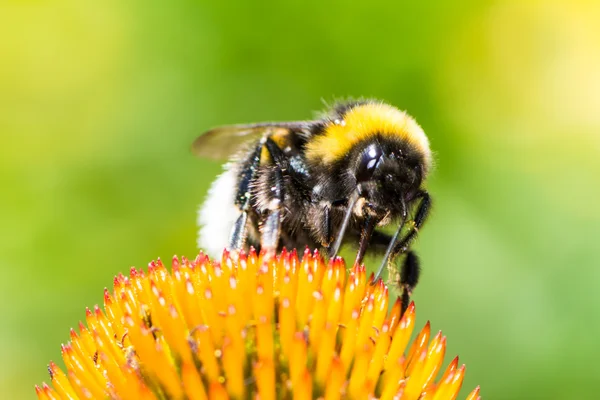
top-left (35, 249), bottom-right (479, 400)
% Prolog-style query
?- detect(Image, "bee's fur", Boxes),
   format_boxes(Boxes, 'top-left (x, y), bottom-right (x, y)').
top-left (197, 166), bottom-right (240, 258)
top-left (197, 99), bottom-right (432, 312)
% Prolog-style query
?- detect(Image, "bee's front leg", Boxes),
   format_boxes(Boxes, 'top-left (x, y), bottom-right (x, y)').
top-left (391, 190), bottom-right (431, 257)
top-left (255, 139), bottom-right (288, 258)
top-left (229, 142), bottom-right (264, 251)
top-left (398, 251), bottom-right (420, 314)
top-left (354, 213), bottom-right (379, 266)
top-left (260, 167), bottom-right (284, 258)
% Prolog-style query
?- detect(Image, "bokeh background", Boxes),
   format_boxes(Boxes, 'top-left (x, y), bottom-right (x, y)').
top-left (2, 0), bottom-right (599, 398)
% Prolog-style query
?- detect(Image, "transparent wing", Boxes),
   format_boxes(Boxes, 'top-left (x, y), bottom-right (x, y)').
top-left (192, 121), bottom-right (313, 161)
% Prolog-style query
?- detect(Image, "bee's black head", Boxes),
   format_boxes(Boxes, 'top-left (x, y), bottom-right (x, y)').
top-left (351, 138), bottom-right (425, 219)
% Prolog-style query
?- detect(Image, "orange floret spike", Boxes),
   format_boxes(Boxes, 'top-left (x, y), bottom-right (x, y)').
top-left (324, 357), bottom-right (345, 400)
top-left (366, 321), bottom-right (391, 385)
top-left (223, 307), bottom-right (244, 369)
top-left (386, 298), bottom-right (404, 335)
top-left (222, 337), bottom-right (245, 399)
top-left (170, 257), bottom-right (189, 310)
top-left (290, 332), bottom-right (308, 389)
top-left (38, 383), bottom-right (60, 400)
top-left (310, 249), bottom-right (326, 289)
top-left (92, 333), bottom-right (123, 388)
top-left (208, 382), bottom-right (228, 400)
top-left (384, 300), bottom-right (416, 373)
top-left (97, 351), bottom-right (127, 398)
top-left (256, 260), bottom-right (275, 321)
top-left (308, 290), bottom-right (326, 351)
top-left (322, 257), bottom-right (343, 304)
top-left (406, 321), bottom-right (431, 375)
top-left (295, 253), bottom-right (316, 328)
top-left (211, 262), bottom-right (227, 314)
top-left (103, 287), bottom-right (124, 338)
top-left (433, 364), bottom-right (466, 400)
top-left (403, 349), bottom-right (429, 400)
top-left (61, 343), bottom-right (104, 398)
top-left (76, 322), bottom-right (95, 357)
top-left (380, 357), bottom-right (406, 400)
top-left (273, 249), bottom-right (286, 290)
top-left (152, 337), bottom-right (184, 399)
top-left (84, 307), bottom-right (96, 332)
top-left (466, 385), bottom-right (481, 400)
top-left (37, 249), bottom-right (478, 399)
top-left (228, 269), bottom-right (248, 322)
top-left (68, 330), bottom-right (104, 388)
top-left (150, 258), bottom-right (169, 288)
top-left (190, 325), bottom-right (221, 383)
top-left (256, 317), bottom-right (275, 366)
top-left (255, 359), bottom-right (276, 400)
top-left (314, 323), bottom-right (337, 386)
top-left (421, 333), bottom-right (447, 390)
top-left (293, 369), bottom-right (313, 400)
top-left (372, 279), bottom-right (389, 329)
top-left (93, 306), bottom-right (126, 367)
top-left (253, 282), bottom-right (273, 325)
top-left (341, 266), bottom-right (364, 325)
top-left (164, 303), bottom-right (193, 362)
top-left (325, 283), bottom-right (343, 325)
top-left (47, 361), bottom-right (78, 400)
top-left (356, 295), bottom-right (375, 349)
top-left (340, 308), bottom-right (360, 373)
top-left (278, 295), bottom-right (295, 360)
top-left (347, 341), bottom-right (373, 395)
top-left (34, 385), bottom-right (46, 400)
top-left (182, 360), bottom-right (208, 400)
top-left (67, 369), bottom-right (94, 399)
top-left (117, 362), bottom-right (155, 400)
top-left (178, 276), bottom-right (204, 330)
top-left (279, 263), bottom-right (297, 305)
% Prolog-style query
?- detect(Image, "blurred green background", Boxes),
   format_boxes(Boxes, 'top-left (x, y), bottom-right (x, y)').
top-left (2, 0), bottom-right (599, 398)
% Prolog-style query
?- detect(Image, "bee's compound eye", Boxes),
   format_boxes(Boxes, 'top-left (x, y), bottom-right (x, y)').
top-left (355, 143), bottom-right (383, 183)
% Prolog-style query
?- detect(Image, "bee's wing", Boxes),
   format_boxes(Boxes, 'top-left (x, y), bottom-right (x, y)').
top-left (192, 121), bottom-right (315, 160)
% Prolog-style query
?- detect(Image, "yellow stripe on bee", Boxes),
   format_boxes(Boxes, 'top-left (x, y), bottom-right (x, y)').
top-left (305, 102), bottom-right (432, 171)
top-left (260, 128), bottom-right (290, 166)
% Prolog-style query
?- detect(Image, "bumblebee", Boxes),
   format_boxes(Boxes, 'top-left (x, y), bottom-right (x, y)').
top-left (195, 99), bottom-right (432, 309)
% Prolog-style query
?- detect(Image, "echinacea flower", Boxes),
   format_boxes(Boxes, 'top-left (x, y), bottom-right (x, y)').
top-left (36, 248), bottom-right (480, 400)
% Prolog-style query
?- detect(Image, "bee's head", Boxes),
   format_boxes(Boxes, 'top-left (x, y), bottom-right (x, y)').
top-left (351, 139), bottom-right (425, 219)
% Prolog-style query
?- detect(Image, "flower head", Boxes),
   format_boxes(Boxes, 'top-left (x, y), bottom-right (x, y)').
top-left (36, 248), bottom-right (480, 399)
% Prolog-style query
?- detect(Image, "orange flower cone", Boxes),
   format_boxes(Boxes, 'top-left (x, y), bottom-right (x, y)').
top-left (36, 248), bottom-right (480, 399)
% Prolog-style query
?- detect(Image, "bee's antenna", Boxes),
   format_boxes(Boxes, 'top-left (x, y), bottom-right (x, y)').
top-left (328, 190), bottom-right (361, 259)
top-left (372, 197), bottom-right (407, 283)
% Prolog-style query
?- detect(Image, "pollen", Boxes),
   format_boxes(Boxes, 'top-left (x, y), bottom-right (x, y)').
top-left (36, 249), bottom-right (479, 399)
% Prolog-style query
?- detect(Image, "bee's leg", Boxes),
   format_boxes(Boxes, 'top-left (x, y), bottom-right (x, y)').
top-left (229, 141), bottom-right (265, 251)
top-left (373, 191), bottom-right (430, 281)
top-left (354, 213), bottom-right (379, 266)
top-left (328, 190), bottom-right (361, 259)
top-left (258, 139), bottom-right (288, 257)
top-left (319, 199), bottom-right (343, 251)
top-left (322, 204), bottom-right (332, 247)
top-left (372, 191), bottom-right (430, 313)
top-left (368, 231), bottom-right (421, 315)
top-left (367, 230), bottom-right (394, 252)
top-left (372, 198), bottom-right (407, 282)
top-left (260, 167), bottom-right (284, 257)
top-left (391, 190), bottom-right (431, 257)
top-left (229, 213), bottom-right (249, 251)
top-left (398, 251), bottom-right (420, 315)
top-left (310, 202), bottom-right (333, 249)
